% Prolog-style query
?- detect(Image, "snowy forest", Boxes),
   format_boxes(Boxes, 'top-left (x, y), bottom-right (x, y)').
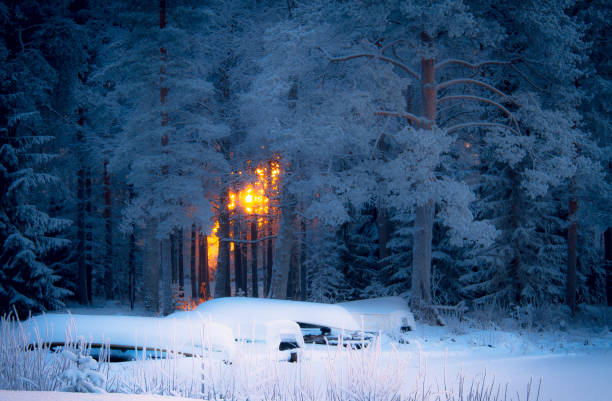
top-left (1, 0), bottom-right (611, 321)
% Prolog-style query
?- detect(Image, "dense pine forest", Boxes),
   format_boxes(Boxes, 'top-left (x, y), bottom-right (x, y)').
top-left (1, 0), bottom-right (611, 322)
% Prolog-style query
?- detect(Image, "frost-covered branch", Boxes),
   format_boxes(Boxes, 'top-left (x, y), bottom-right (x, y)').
top-left (374, 110), bottom-right (429, 126)
top-left (317, 47), bottom-right (421, 80)
top-left (437, 95), bottom-right (519, 131)
top-left (435, 58), bottom-right (522, 71)
top-left (509, 64), bottom-right (545, 91)
top-left (446, 122), bottom-right (521, 136)
top-left (437, 78), bottom-right (507, 98)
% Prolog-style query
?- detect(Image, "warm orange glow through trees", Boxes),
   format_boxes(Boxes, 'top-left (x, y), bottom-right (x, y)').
top-left (207, 221), bottom-right (219, 273)
top-left (227, 161), bottom-right (280, 216)
top-left (205, 160), bottom-right (281, 287)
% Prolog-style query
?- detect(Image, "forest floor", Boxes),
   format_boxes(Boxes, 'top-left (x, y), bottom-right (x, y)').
top-left (3, 300), bottom-right (611, 401)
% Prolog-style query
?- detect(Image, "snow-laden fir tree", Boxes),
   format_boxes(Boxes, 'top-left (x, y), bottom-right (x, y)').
top-left (304, 222), bottom-right (350, 303)
top-left (457, 0), bottom-right (609, 308)
top-left (0, 0), bottom-right (74, 314)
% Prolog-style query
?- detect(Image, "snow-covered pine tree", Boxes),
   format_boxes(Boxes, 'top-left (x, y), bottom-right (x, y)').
top-left (458, 0), bottom-right (608, 308)
top-left (304, 222), bottom-right (350, 303)
top-left (0, 0), bottom-right (76, 314)
top-left (90, 0), bottom-right (232, 311)
top-left (338, 204), bottom-right (381, 300)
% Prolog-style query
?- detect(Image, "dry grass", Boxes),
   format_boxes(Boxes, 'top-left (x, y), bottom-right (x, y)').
top-left (0, 314), bottom-right (541, 401)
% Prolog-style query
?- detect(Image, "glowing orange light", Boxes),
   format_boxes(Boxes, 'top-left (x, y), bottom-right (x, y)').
top-left (207, 221), bottom-right (219, 273)
top-left (207, 160), bottom-right (281, 283)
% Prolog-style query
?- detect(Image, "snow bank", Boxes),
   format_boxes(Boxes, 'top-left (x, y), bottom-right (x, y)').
top-left (18, 297), bottom-right (414, 360)
top-left (190, 297), bottom-right (361, 336)
top-left (18, 313), bottom-right (235, 358)
top-left (264, 320), bottom-right (304, 350)
top-left (338, 296), bottom-right (416, 332)
top-left (0, 391), bottom-right (196, 401)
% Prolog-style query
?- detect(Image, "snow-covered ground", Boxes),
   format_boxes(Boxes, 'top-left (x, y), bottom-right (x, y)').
top-left (2, 298), bottom-right (611, 401)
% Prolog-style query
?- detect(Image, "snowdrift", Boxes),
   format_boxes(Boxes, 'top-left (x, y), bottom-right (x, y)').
top-left (17, 296), bottom-right (415, 358)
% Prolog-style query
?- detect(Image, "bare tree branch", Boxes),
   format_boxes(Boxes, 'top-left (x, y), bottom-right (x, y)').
top-left (437, 95), bottom-right (520, 131)
top-left (219, 235), bottom-right (277, 244)
top-left (446, 122), bottom-right (521, 136)
top-left (435, 58), bottom-right (522, 71)
top-left (437, 78), bottom-right (507, 97)
top-left (509, 64), bottom-right (545, 91)
top-left (375, 110), bottom-right (429, 126)
top-left (380, 39), bottom-right (405, 56)
top-left (317, 47), bottom-right (421, 80)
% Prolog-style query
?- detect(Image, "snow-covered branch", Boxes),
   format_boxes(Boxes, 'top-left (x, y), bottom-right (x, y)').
top-left (446, 122), bottom-right (521, 136)
top-left (317, 47), bottom-right (421, 81)
top-left (435, 58), bottom-right (522, 71)
top-left (437, 95), bottom-right (519, 132)
top-left (437, 78), bottom-right (507, 98)
top-left (374, 110), bottom-right (429, 126)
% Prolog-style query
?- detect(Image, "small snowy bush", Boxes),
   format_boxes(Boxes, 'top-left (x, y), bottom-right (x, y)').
top-left (60, 349), bottom-right (106, 393)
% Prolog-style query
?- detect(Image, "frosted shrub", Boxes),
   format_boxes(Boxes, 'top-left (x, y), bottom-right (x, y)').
top-left (0, 313), bottom-right (95, 392)
top-left (60, 349), bottom-right (106, 393)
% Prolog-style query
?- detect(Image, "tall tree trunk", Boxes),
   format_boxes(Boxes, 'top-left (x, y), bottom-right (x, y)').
top-left (103, 159), bottom-right (113, 299)
top-left (144, 220), bottom-right (160, 312)
top-left (199, 232), bottom-right (210, 299)
top-left (241, 240), bottom-right (247, 296)
top-left (251, 221), bottom-right (258, 297)
top-left (299, 220), bottom-right (307, 300)
top-left (76, 108), bottom-right (87, 305)
top-left (567, 185), bottom-right (578, 313)
top-left (85, 170), bottom-right (92, 303)
top-left (161, 239), bottom-right (173, 315)
top-left (510, 169), bottom-right (523, 304)
top-left (411, 200), bottom-right (434, 304)
top-left (268, 186), bottom-right (296, 299)
top-left (158, 0), bottom-right (173, 315)
top-left (128, 185), bottom-right (136, 310)
top-left (178, 227), bottom-right (184, 296)
top-left (233, 219), bottom-right (244, 295)
top-left (171, 231), bottom-right (177, 283)
top-left (287, 237), bottom-right (298, 299)
top-left (215, 190), bottom-right (231, 298)
top-left (190, 225), bottom-right (197, 299)
top-left (605, 227), bottom-right (612, 307)
top-left (128, 228), bottom-right (136, 310)
top-left (411, 52), bottom-right (436, 307)
top-left (377, 205), bottom-right (391, 261)
top-left (266, 225), bottom-right (273, 296)
top-left (377, 203), bottom-right (391, 284)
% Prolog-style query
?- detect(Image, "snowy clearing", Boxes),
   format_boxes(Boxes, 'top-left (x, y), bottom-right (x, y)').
top-left (0, 391), bottom-right (196, 401)
top-left (2, 298), bottom-right (611, 401)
